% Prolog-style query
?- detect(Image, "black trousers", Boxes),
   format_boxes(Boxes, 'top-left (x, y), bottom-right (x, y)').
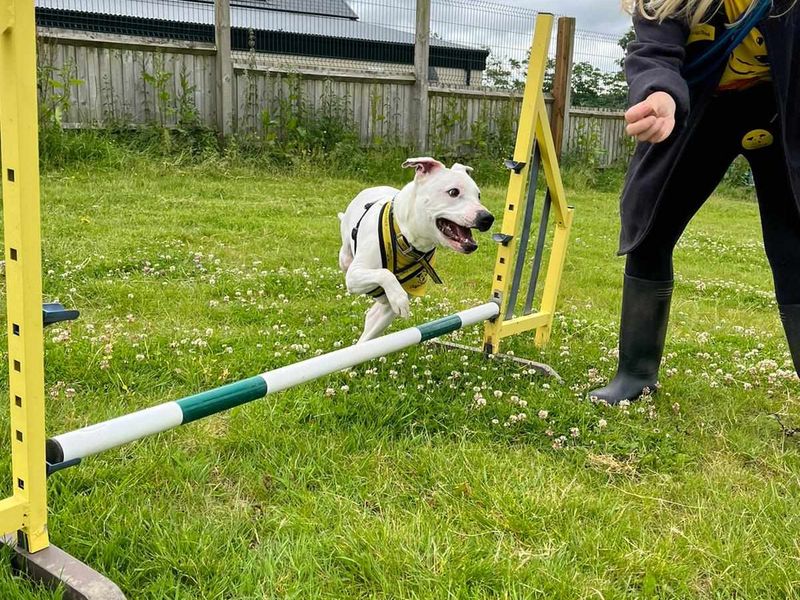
top-left (626, 83), bottom-right (800, 305)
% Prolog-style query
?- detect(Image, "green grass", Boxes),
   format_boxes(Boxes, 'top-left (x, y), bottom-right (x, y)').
top-left (0, 157), bottom-right (799, 599)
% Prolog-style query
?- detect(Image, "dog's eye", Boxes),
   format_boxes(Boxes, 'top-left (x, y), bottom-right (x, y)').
top-left (447, 188), bottom-right (460, 198)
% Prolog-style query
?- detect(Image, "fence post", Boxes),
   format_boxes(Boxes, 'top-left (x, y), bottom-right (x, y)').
top-left (215, 0), bottom-right (234, 138)
top-left (412, 0), bottom-right (431, 152)
top-left (550, 16), bottom-right (575, 160)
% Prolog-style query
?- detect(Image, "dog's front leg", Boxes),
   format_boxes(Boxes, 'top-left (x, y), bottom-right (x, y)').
top-left (359, 299), bottom-right (397, 343)
top-left (346, 266), bottom-right (410, 318)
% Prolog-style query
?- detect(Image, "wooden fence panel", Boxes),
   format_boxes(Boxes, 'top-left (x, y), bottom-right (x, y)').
top-left (565, 107), bottom-right (631, 167)
top-left (36, 30), bottom-right (632, 165)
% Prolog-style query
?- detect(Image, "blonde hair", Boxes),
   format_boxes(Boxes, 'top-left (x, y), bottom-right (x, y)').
top-left (623, 0), bottom-right (793, 28)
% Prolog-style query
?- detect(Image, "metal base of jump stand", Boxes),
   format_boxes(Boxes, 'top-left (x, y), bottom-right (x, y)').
top-left (432, 340), bottom-right (563, 383)
top-left (1, 534), bottom-right (125, 600)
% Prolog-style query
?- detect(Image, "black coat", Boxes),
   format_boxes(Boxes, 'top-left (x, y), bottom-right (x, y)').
top-left (619, 4), bottom-right (800, 254)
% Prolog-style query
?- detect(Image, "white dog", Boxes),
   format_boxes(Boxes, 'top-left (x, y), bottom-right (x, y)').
top-left (339, 157), bottom-right (495, 342)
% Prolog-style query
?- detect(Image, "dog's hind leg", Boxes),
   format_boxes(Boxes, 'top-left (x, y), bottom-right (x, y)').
top-left (338, 212), bottom-right (354, 273)
top-left (339, 244), bottom-right (353, 273)
top-left (359, 299), bottom-right (396, 343)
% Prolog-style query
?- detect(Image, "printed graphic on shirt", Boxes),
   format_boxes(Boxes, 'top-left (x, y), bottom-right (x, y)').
top-left (717, 0), bottom-right (771, 90)
top-left (742, 128), bottom-right (774, 150)
top-left (688, 23), bottom-right (716, 44)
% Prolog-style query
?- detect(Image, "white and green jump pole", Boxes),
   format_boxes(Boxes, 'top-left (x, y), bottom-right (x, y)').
top-left (46, 302), bottom-right (500, 467)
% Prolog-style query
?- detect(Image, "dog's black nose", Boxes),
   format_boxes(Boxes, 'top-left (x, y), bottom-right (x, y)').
top-left (475, 211), bottom-right (495, 232)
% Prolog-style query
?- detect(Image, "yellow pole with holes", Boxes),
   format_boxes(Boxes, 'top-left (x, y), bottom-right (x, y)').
top-left (483, 13), bottom-right (553, 355)
top-left (0, 0), bottom-right (50, 553)
top-left (482, 12), bottom-right (574, 354)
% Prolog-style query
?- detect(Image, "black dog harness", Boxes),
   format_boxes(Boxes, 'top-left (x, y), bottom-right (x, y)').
top-left (351, 200), bottom-right (443, 299)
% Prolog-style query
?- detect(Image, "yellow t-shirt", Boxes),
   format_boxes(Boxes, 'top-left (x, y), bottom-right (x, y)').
top-left (717, 0), bottom-right (771, 90)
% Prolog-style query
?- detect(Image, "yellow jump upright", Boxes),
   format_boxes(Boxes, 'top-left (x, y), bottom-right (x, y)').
top-left (1, 1), bottom-right (125, 597)
top-left (0, 0), bottom-right (50, 554)
top-left (482, 12), bottom-right (575, 356)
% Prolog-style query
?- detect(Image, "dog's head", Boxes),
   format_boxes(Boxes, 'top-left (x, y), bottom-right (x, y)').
top-left (401, 157), bottom-right (494, 254)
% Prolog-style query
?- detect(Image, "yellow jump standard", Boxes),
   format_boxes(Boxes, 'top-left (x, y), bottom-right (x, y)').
top-left (1, 0), bottom-right (123, 597)
top-left (483, 12), bottom-right (575, 356)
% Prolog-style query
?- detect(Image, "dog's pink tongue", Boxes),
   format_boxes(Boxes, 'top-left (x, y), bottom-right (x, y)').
top-left (451, 223), bottom-right (474, 243)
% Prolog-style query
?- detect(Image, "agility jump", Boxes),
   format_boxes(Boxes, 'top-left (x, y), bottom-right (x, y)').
top-left (46, 303), bottom-right (500, 465)
top-left (0, 2), bottom-right (573, 596)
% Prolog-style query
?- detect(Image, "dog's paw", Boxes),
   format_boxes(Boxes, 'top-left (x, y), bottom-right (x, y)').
top-left (387, 291), bottom-right (410, 318)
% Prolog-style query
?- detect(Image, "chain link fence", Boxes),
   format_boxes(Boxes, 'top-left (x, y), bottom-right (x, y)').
top-left (35, 0), bottom-right (630, 101)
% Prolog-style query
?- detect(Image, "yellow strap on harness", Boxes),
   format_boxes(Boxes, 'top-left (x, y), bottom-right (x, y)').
top-left (365, 201), bottom-right (443, 298)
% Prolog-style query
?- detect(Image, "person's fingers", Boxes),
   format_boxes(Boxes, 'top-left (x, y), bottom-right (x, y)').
top-left (649, 91), bottom-right (677, 119)
top-left (626, 115), bottom-right (657, 137)
top-left (634, 118), bottom-right (663, 141)
top-left (654, 120), bottom-right (675, 143)
top-left (625, 100), bottom-right (655, 124)
top-left (646, 119), bottom-right (675, 143)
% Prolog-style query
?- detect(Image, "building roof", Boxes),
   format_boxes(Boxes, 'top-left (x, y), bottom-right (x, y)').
top-left (217, 0), bottom-right (359, 20)
top-left (36, 0), bottom-right (489, 70)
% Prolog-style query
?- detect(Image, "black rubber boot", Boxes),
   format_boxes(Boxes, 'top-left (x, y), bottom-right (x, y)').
top-left (589, 275), bottom-right (674, 405)
top-left (779, 304), bottom-right (800, 376)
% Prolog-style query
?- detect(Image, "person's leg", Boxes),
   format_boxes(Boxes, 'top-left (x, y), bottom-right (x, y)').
top-left (748, 127), bottom-right (800, 375)
top-left (590, 100), bottom-right (740, 404)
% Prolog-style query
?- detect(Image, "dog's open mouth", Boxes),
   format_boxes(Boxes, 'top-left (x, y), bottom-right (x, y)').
top-left (436, 218), bottom-right (478, 254)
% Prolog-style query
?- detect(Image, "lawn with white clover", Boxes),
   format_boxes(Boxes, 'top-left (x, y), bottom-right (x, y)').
top-left (1, 160), bottom-right (799, 599)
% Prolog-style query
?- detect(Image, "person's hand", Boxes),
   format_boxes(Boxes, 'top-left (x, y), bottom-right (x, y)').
top-left (625, 91), bottom-right (676, 143)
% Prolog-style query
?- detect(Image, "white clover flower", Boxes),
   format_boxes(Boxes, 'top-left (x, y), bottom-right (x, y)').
top-left (340, 385), bottom-right (349, 392)
top-left (570, 427), bottom-right (580, 438)
top-left (491, 418), bottom-right (499, 425)
top-left (493, 390), bottom-right (503, 398)
top-left (598, 418), bottom-right (607, 429)
top-left (324, 388), bottom-right (336, 397)
top-left (538, 410), bottom-right (549, 420)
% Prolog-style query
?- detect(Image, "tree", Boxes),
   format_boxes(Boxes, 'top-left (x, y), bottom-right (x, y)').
top-left (617, 26), bottom-right (635, 69)
top-left (480, 27), bottom-right (636, 110)
top-left (481, 50), bottom-right (530, 92)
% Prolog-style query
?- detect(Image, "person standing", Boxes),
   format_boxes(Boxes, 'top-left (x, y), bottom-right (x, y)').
top-left (590, 0), bottom-right (800, 404)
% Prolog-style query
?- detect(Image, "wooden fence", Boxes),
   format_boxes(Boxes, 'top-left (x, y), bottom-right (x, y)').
top-left (37, 29), bottom-right (632, 167)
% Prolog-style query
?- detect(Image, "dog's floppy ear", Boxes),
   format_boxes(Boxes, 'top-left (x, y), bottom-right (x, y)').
top-left (402, 157), bottom-right (445, 176)
top-left (451, 163), bottom-right (474, 175)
